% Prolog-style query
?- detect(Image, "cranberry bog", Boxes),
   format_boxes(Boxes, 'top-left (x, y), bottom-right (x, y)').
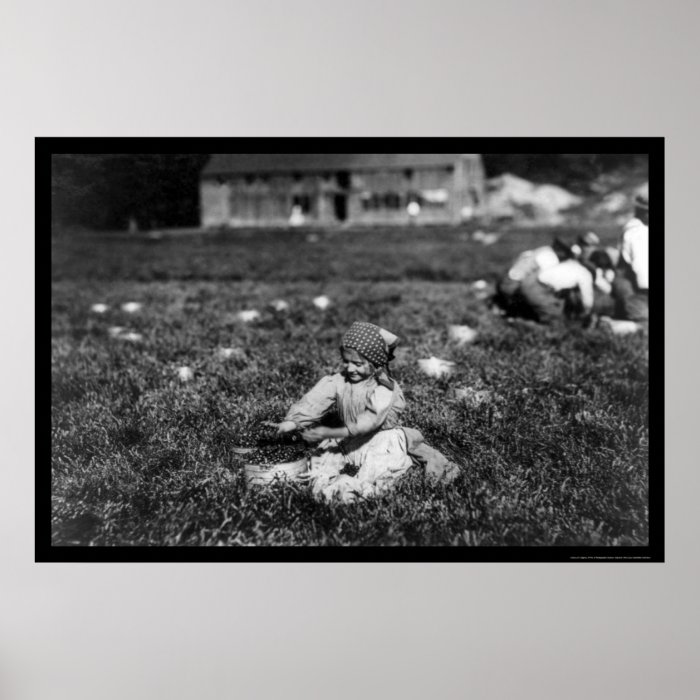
top-left (50, 225), bottom-right (650, 548)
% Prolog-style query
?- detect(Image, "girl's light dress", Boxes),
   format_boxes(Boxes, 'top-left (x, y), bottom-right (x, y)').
top-left (284, 373), bottom-right (458, 504)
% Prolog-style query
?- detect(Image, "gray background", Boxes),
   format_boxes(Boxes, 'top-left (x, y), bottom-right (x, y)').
top-left (3, 1), bottom-right (698, 698)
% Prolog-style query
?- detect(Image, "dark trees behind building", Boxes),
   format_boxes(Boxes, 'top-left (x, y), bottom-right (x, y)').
top-left (50, 153), bottom-right (645, 232)
top-left (481, 153), bottom-right (648, 189)
top-left (51, 154), bottom-right (210, 231)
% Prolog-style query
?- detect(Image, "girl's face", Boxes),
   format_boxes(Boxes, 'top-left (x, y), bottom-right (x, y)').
top-left (341, 347), bottom-right (374, 383)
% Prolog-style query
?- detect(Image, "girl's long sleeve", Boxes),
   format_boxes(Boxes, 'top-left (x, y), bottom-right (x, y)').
top-left (284, 375), bottom-right (339, 428)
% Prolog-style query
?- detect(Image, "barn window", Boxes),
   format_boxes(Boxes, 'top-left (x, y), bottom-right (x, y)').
top-left (384, 192), bottom-right (401, 209)
top-left (404, 169), bottom-right (413, 180)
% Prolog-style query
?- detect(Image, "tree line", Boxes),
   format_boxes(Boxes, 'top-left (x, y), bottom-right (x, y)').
top-left (51, 154), bottom-right (210, 231)
top-left (51, 154), bottom-right (646, 231)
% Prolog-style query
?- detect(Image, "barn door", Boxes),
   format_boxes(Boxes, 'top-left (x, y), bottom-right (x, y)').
top-left (334, 171), bottom-right (350, 222)
top-left (333, 194), bottom-right (347, 221)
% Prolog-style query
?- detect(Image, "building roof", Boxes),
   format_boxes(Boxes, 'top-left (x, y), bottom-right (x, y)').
top-left (202, 154), bottom-right (480, 177)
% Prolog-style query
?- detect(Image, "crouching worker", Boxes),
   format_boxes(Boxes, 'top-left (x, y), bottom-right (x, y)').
top-left (518, 250), bottom-right (616, 326)
top-left (271, 321), bottom-right (459, 504)
top-left (494, 237), bottom-right (573, 316)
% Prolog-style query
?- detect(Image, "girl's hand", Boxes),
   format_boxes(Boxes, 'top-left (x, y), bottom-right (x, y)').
top-left (264, 420), bottom-right (297, 435)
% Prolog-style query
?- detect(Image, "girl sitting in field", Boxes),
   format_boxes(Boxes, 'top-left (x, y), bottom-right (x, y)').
top-left (272, 321), bottom-right (459, 504)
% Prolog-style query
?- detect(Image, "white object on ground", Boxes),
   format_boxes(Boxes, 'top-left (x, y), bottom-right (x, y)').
top-left (312, 295), bottom-right (331, 310)
top-left (269, 299), bottom-right (290, 312)
top-left (237, 309), bottom-right (261, 323)
top-left (418, 356), bottom-right (456, 378)
top-left (177, 366), bottom-right (194, 381)
top-left (108, 326), bottom-right (127, 338)
top-left (472, 280), bottom-right (488, 291)
top-left (448, 324), bottom-right (478, 345)
top-left (217, 347), bottom-right (246, 361)
top-left (599, 317), bottom-right (641, 336)
top-left (90, 303), bottom-right (109, 314)
top-left (121, 302), bottom-right (143, 313)
top-left (472, 230), bottom-right (501, 246)
top-left (117, 331), bottom-right (143, 343)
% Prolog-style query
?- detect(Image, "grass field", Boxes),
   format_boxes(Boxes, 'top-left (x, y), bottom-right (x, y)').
top-left (50, 225), bottom-right (648, 547)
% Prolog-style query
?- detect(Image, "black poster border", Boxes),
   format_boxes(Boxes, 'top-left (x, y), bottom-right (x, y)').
top-left (39, 136), bottom-right (664, 564)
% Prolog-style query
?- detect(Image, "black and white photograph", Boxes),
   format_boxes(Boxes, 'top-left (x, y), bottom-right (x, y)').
top-left (42, 139), bottom-right (662, 562)
top-left (10, 0), bottom-right (700, 698)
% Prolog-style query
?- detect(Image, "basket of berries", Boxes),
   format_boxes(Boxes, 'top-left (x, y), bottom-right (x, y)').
top-left (233, 422), bottom-right (309, 486)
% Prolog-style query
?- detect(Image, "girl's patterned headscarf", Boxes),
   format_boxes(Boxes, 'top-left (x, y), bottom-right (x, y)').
top-left (341, 321), bottom-right (399, 389)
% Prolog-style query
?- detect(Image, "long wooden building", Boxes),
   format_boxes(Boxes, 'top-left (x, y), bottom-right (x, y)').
top-left (200, 154), bottom-right (485, 227)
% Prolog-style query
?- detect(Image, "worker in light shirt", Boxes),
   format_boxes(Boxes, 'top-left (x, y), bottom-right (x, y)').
top-left (612, 183), bottom-right (649, 325)
top-left (518, 250), bottom-right (615, 325)
top-left (495, 237), bottom-right (572, 315)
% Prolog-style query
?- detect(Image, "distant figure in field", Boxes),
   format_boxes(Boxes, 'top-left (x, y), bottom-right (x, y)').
top-left (566, 231), bottom-right (617, 319)
top-left (569, 251), bottom-right (618, 321)
top-left (271, 321), bottom-right (458, 504)
top-left (611, 184), bottom-right (649, 329)
top-left (517, 249), bottom-right (617, 326)
top-left (573, 230), bottom-right (601, 264)
top-left (494, 237), bottom-right (572, 316)
top-left (289, 205), bottom-right (305, 227)
top-left (407, 200), bottom-right (421, 222)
